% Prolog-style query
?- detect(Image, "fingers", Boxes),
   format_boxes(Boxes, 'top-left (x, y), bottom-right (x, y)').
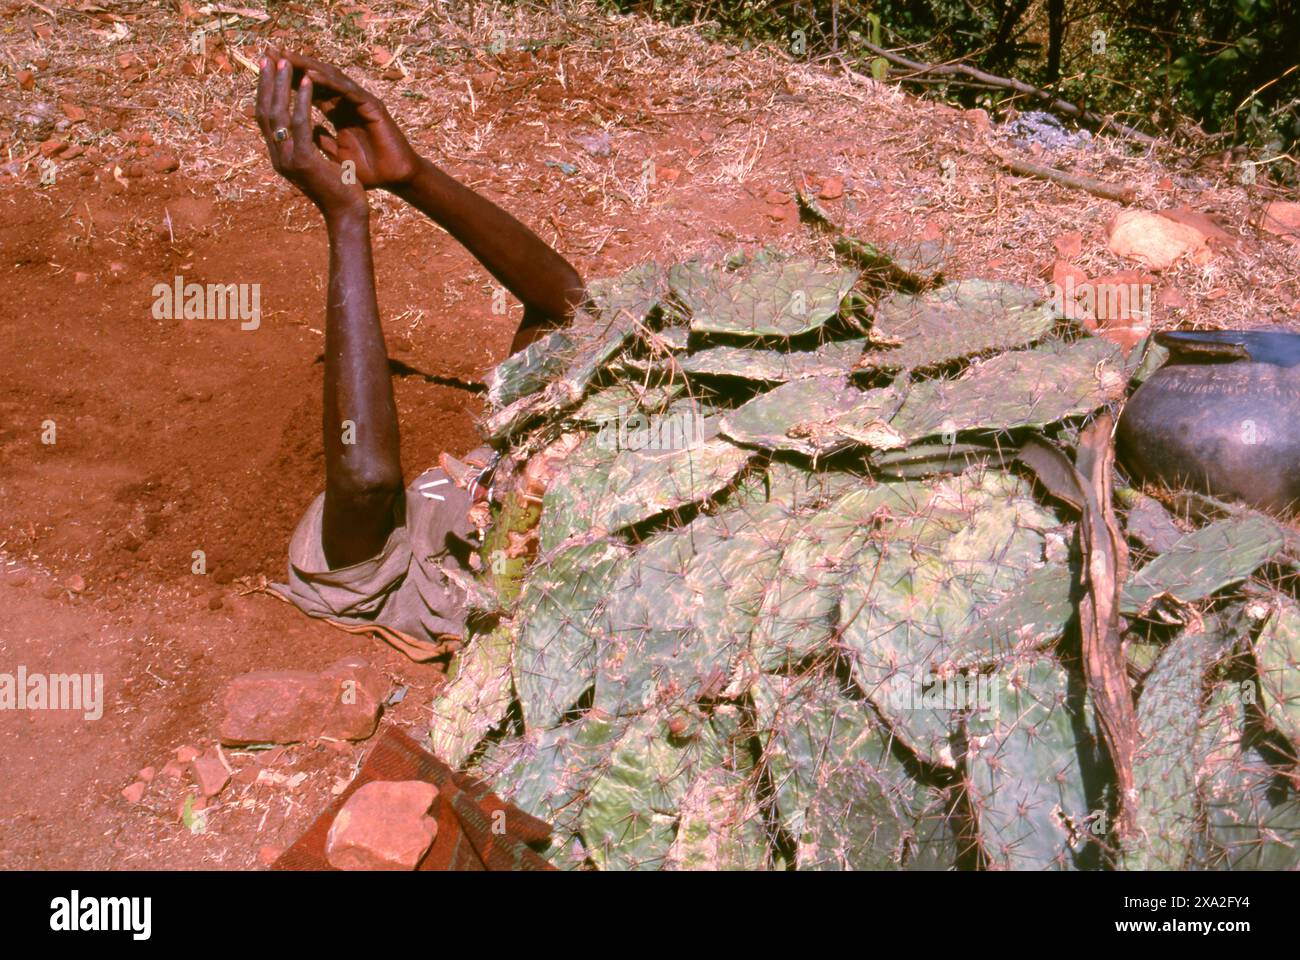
top-left (255, 57), bottom-right (279, 168)
top-left (313, 125), bottom-right (340, 162)
top-left (291, 76), bottom-right (316, 159)
top-left (282, 50), bottom-right (374, 106)
top-left (266, 58), bottom-right (293, 166)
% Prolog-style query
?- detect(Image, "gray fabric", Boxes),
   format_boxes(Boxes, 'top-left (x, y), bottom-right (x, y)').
top-left (272, 467), bottom-right (477, 642)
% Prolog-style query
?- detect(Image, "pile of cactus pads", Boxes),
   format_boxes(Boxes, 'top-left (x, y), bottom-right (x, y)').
top-left (427, 227), bottom-right (1300, 870)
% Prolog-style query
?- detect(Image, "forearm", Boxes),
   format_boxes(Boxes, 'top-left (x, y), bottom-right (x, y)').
top-left (392, 156), bottom-right (585, 322)
top-left (320, 208), bottom-right (403, 567)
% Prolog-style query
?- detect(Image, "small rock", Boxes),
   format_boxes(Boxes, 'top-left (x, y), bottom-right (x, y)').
top-left (63, 574), bottom-right (85, 593)
top-left (1089, 270), bottom-right (1156, 323)
top-left (17, 70), bottom-right (35, 91)
top-left (818, 176), bottom-right (844, 200)
top-left (159, 760), bottom-right (186, 780)
top-left (258, 845), bottom-right (283, 867)
top-left (1160, 286), bottom-right (1190, 309)
top-left (325, 780), bottom-right (439, 871)
top-left (762, 188), bottom-right (789, 205)
top-left (1106, 209), bottom-right (1212, 270)
top-left (73, 271), bottom-right (91, 285)
top-left (121, 781), bottom-right (147, 804)
top-left (136, 765), bottom-right (156, 783)
top-left (1157, 207), bottom-right (1235, 249)
top-left (176, 744), bottom-right (201, 763)
top-left (146, 152), bottom-right (179, 175)
top-left (963, 108), bottom-right (991, 133)
top-left (190, 752), bottom-right (230, 798)
top-left (219, 656), bottom-right (386, 745)
top-left (1261, 201), bottom-right (1300, 238)
top-left (39, 139), bottom-right (68, 158)
top-left (208, 594), bottom-right (223, 610)
top-left (1052, 231), bottom-right (1083, 260)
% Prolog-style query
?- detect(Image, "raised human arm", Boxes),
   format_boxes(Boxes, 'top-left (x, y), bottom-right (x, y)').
top-left (272, 49), bottom-right (586, 351)
top-left (256, 57), bottom-right (403, 567)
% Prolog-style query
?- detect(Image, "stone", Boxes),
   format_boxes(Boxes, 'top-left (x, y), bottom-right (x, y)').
top-left (258, 845), bottom-right (283, 866)
top-left (136, 765), bottom-right (155, 783)
top-left (818, 176), bottom-right (844, 200)
top-left (121, 781), bottom-right (146, 804)
top-left (190, 752), bottom-right (230, 798)
top-left (1157, 206), bottom-right (1234, 249)
top-left (159, 760), bottom-right (186, 780)
top-left (325, 780), bottom-right (439, 871)
top-left (146, 152), bottom-right (179, 174)
top-left (1106, 209), bottom-right (1212, 269)
top-left (1053, 231), bottom-right (1083, 260)
top-left (1261, 201), bottom-right (1300, 238)
top-left (963, 108), bottom-right (991, 133)
top-left (219, 656), bottom-right (386, 745)
top-left (175, 744), bottom-right (201, 763)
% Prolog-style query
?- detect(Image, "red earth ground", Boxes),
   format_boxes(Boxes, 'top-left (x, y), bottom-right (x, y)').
top-left (2, 4), bottom-right (1296, 870)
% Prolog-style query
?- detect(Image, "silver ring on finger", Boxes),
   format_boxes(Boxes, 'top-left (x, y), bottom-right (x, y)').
top-left (273, 127), bottom-right (289, 142)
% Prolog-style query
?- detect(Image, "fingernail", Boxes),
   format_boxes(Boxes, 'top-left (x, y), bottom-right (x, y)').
top-left (278, 59), bottom-right (287, 70)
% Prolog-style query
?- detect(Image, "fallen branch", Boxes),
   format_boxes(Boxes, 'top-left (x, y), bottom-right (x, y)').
top-left (989, 147), bottom-right (1137, 203)
top-left (851, 41), bottom-right (1158, 146)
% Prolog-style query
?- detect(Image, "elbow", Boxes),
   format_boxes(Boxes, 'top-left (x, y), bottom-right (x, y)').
top-left (330, 465), bottom-right (404, 509)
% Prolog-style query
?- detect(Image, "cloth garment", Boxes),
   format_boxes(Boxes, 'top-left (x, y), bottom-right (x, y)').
top-left (270, 466), bottom-right (478, 661)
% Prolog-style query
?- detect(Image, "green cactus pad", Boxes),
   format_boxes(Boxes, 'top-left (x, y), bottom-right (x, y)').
top-left (886, 336), bottom-right (1125, 441)
top-left (1254, 595), bottom-right (1300, 748)
top-left (514, 539), bottom-right (629, 731)
top-left (720, 376), bottom-right (904, 456)
top-left (840, 471), bottom-right (1060, 764)
top-left (1122, 619), bottom-right (1232, 870)
top-left (964, 655), bottom-right (1094, 870)
top-left (1120, 514), bottom-right (1284, 615)
top-left (858, 280), bottom-right (1058, 372)
top-left (427, 624), bottom-right (514, 767)
top-left (671, 257), bottom-right (860, 337)
top-left (678, 338), bottom-right (869, 382)
top-left (753, 671), bottom-right (943, 869)
top-left (579, 708), bottom-right (728, 870)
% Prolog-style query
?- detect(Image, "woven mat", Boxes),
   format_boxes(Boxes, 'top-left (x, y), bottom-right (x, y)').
top-left (272, 726), bottom-right (555, 871)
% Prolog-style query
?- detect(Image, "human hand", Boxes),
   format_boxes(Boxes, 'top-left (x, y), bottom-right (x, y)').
top-left (269, 48), bottom-right (421, 191)
top-left (255, 57), bottom-right (368, 221)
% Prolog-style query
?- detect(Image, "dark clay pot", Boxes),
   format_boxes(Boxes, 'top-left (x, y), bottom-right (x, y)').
top-left (1117, 330), bottom-right (1300, 515)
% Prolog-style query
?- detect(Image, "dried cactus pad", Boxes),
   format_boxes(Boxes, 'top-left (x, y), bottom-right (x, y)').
top-left (671, 256), bottom-right (860, 337)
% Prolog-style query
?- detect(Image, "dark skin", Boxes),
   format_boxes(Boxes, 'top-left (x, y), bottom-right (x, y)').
top-left (254, 52), bottom-right (584, 569)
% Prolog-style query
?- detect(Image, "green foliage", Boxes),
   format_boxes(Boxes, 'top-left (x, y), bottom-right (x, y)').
top-left (595, 0), bottom-right (1298, 174)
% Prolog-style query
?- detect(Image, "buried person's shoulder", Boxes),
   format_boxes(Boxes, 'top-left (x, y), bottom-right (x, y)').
top-left (1117, 329), bottom-right (1300, 514)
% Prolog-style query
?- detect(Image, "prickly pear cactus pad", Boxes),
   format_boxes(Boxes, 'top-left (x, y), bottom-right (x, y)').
top-left (448, 249), bottom-right (1300, 870)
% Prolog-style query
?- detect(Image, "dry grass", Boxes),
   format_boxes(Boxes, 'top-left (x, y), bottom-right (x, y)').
top-left (2, 0), bottom-right (1297, 329)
